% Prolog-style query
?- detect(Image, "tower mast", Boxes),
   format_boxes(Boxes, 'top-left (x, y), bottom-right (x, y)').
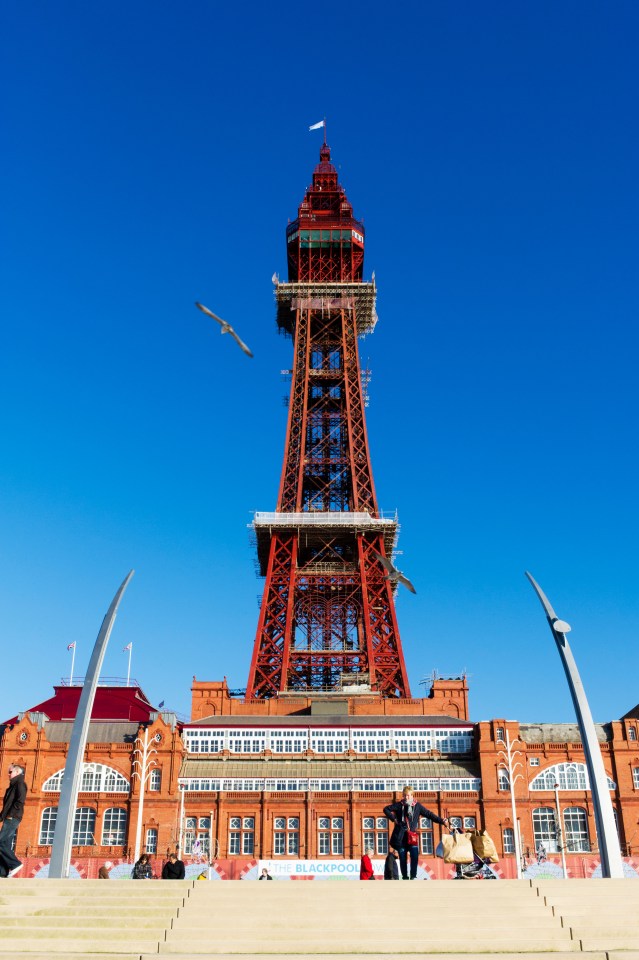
top-left (247, 143), bottom-right (411, 699)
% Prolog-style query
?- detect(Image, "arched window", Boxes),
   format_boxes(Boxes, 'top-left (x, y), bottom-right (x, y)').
top-left (101, 807), bottom-right (127, 846)
top-left (530, 762), bottom-right (615, 791)
top-left (532, 806), bottom-right (559, 853)
top-left (633, 767), bottom-right (639, 790)
top-left (563, 806), bottom-right (590, 852)
top-left (43, 763), bottom-right (129, 794)
top-left (73, 808), bottom-right (96, 846)
top-left (39, 807), bottom-right (58, 845)
top-left (149, 768), bottom-right (161, 791)
top-left (498, 768), bottom-right (510, 791)
top-left (38, 806), bottom-right (98, 846)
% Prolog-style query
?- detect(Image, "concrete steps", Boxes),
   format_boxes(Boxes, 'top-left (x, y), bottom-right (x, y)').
top-left (535, 879), bottom-right (639, 953)
top-left (0, 879), bottom-right (187, 955)
top-left (0, 876), bottom-right (635, 957)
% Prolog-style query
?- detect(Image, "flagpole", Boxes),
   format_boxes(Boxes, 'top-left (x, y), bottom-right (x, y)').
top-left (70, 644), bottom-right (76, 686)
top-left (323, 117), bottom-right (327, 145)
top-left (126, 644), bottom-right (132, 686)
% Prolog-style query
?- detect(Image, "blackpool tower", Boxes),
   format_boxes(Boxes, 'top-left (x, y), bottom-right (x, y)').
top-left (246, 139), bottom-right (411, 699)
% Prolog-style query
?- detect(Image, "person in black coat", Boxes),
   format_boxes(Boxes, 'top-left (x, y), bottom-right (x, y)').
top-left (0, 764), bottom-right (27, 878)
top-left (162, 853), bottom-right (185, 879)
top-left (384, 785), bottom-right (449, 880)
top-left (384, 848), bottom-right (400, 880)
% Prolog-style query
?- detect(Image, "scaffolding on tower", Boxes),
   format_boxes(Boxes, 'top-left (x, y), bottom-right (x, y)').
top-left (246, 142), bottom-right (412, 700)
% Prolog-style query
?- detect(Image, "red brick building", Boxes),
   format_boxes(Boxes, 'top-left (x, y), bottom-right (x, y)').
top-left (2, 676), bottom-right (639, 878)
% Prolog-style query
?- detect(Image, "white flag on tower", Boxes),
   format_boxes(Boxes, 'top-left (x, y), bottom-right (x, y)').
top-left (309, 120), bottom-right (324, 131)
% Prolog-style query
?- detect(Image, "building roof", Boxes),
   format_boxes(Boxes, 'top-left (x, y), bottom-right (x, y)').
top-left (186, 714), bottom-right (473, 729)
top-left (43, 721), bottom-right (140, 744)
top-left (3, 684), bottom-right (158, 726)
top-left (519, 722), bottom-right (610, 743)
top-left (180, 758), bottom-right (481, 779)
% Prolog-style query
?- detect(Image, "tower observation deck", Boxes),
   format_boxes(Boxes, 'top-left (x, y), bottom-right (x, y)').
top-left (246, 142), bottom-right (411, 699)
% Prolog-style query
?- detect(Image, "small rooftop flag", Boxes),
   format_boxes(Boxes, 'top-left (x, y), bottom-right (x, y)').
top-left (67, 641), bottom-right (76, 651)
top-left (158, 700), bottom-right (165, 709)
top-left (309, 120), bottom-right (324, 131)
top-left (123, 642), bottom-right (132, 652)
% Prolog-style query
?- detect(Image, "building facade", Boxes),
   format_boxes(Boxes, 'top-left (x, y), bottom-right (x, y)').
top-left (2, 677), bottom-right (639, 878)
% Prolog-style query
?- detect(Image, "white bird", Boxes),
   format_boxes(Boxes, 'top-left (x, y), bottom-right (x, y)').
top-left (195, 301), bottom-right (254, 358)
top-left (374, 551), bottom-right (416, 594)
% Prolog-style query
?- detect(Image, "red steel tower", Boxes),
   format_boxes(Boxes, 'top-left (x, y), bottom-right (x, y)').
top-left (247, 141), bottom-right (411, 699)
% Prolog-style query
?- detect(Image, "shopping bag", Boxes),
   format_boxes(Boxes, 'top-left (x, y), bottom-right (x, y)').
top-left (441, 831), bottom-right (474, 864)
top-left (469, 829), bottom-right (499, 863)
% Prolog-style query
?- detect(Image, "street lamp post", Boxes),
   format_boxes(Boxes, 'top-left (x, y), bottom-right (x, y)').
top-left (498, 730), bottom-right (524, 879)
top-left (131, 727), bottom-right (158, 864)
top-left (525, 572), bottom-right (624, 878)
top-left (178, 782), bottom-right (186, 856)
top-left (553, 782), bottom-right (568, 878)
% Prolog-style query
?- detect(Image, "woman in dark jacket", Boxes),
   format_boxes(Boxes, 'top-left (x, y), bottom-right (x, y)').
top-left (384, 785), bottom-right (449, 879)
top-left (132, 854), bottom-right (153, 879)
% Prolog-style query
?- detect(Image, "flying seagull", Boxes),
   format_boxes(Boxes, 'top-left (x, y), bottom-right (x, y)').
top-left (195, 301), bottom-right (254, 358)
top-left (374, 551), bottom-right (416, 594)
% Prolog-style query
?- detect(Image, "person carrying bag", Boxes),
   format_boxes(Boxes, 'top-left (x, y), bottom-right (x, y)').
top-left (384, 785), bottom-right (449, 880)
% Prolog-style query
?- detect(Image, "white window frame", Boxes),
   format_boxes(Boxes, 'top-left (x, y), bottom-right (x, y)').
top-left (101, 807), bottom-right (127, 846)
top-left (145, 827), bottom-right (158, 854)
top-left (73, 807), bottom-right (97, 847)
top-left (43, 763), bottom-right (129, 794)
top-left (228, 816), bottom-right (254, 856)
top-left (532, 806), bottom-right (559, 854)
top-left (563, 806), bottom-right (590, 852)
top-left (273, 816), bottom-right (299, 856)
top-left (318, 816), bottom-right (344, 856)
top-left (530, 762), bottom-right (616, 792)
top-left (503, 827), bottom-right (515, 854)
top-left (39, 806), bottom-right (58, 845)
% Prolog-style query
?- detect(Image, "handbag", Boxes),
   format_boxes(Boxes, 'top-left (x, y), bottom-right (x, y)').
top-left (469, 829), bottom-right (499, 862)
top-left (403, 805), bottom-right (419, 847)
top-left (441, 830), bottom-right (474, 864)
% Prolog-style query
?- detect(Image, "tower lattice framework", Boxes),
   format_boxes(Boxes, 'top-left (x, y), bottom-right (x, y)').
top-left (247, 142), bottom-right (411, 699)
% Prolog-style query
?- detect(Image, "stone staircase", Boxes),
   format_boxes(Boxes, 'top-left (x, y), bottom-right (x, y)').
top-left (0, 878), bottom-right (636, 960)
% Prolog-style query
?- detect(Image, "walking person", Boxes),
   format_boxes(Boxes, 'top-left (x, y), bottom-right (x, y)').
top-left (384, 847), bottom-right (400, 880)
top-left (161, 852), bottom-right (185, 879)
top-left (259, 867), bottom-right (273, 880)
top-left (360, 846), bottom-right (375, 879)
top-left (384, 785), bottom-right (449, 880)
top-left (0, 764), bottom-right (27, 878)
top-left (98, 861), bottom-right (113, 879)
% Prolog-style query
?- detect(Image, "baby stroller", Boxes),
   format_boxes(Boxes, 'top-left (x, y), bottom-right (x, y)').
top-left (453, 852), bottom-right (497, 879)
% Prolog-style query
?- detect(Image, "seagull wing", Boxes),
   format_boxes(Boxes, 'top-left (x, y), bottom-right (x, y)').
top-left (398, 572), bottom-right (417, 594)
top-left (229, 327), bottom-right (254, 358)
top-left (196, 301), bottom-right (253, 357)
top-left (195, 301), bottom-right (224, 328)
top-left (374, 551), bottom-right (397, 577)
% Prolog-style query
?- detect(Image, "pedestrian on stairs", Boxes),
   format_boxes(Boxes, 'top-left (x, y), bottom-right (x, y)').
top-left (0, 764), bottom-right (27, 879)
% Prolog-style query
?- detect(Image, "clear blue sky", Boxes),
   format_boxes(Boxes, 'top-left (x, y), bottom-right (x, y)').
top-left (1, 2), bottom-right (637, 726)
